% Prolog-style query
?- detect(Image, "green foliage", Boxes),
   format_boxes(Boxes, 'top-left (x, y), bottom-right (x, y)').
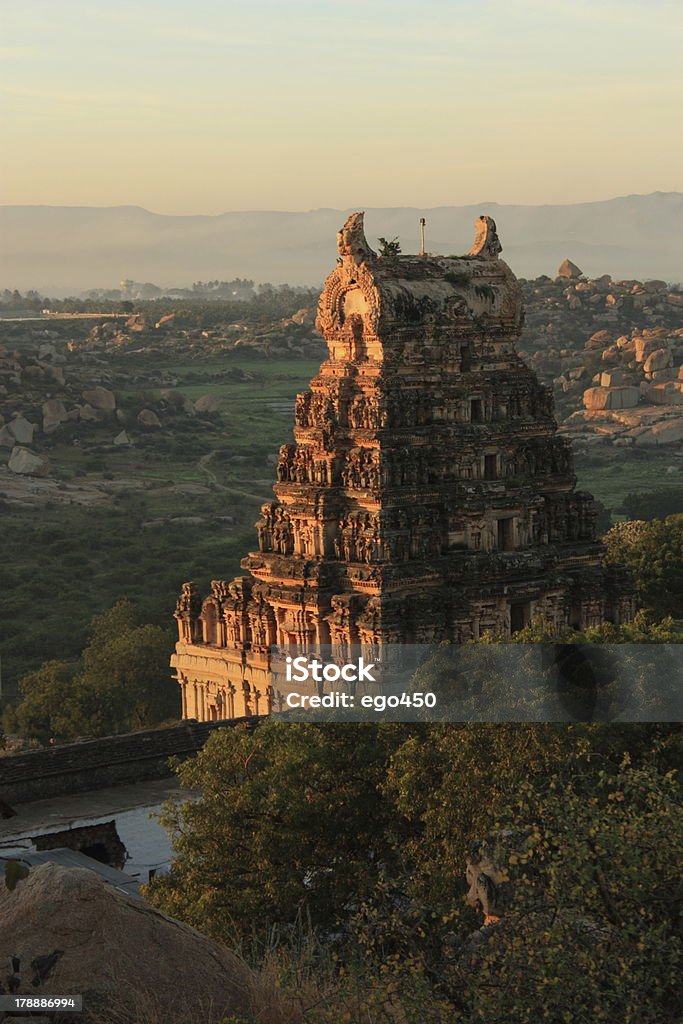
top-left (147, 721), bottom-right (403, 944)
top-left (4, 661), bottom-right (79, 744)
top-left (604, 516), bottom-right (683, 619)
top-left (6, 600), bottom-right (179, 743)
top-left (377, 237), bottom-right (402, 259)
top-left (473, 283), bottom-right (495, 302)
top-left (444, 271), bottom-right (470, 288)
top-left (453, 759), bottom-right (683, 1023)
top-left (146, 718), bottom-right (681, 1022)
top-left (621, 488), bottom-right (683, 521)
top-left (508, 609), bottom-right (683, 644)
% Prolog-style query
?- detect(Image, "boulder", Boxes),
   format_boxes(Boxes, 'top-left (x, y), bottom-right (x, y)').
top-left (634, 336), bottom-right (663, 362)
top-left (290, 307), bottom-right (313, 325)
top-left (0, 425), bottom-right (15, 449)
top-left (7, 415), bottom-right (36, 445)
top-left (113, 430), bottom-right (131, 446)
top-left (194, 394), bottom-right (221, 413)
top-left (642, 348), bottom-right (672, 374)
top-left (600, 369), bottom-right (628, 388)
top-left (126, 314), bottom-right (147, 332)
top-left (585, 329), bottom-right (611, 350)
top-left (8, 446), bottom-right (50, 476)
top-left (557, 258), bottom-right (583, 279)
top-left (583, 386), bottom-right (640, 411)
top-left (137, 408), bottom-right (162, 429)
top-left (81, 386), bottom-right (116, 412)
top-left (638, 419), bottom-right (683, 446)
top-left (0, 863), bottom-right (261, 1024)
top-left (42, 399), bottom-right (69, 434)
top-left (651, 367), bottom-right (679, 382)
top-left (640, 382), bottom-right (683, 406)
top-left (79, 404), bottom-right (100, 422)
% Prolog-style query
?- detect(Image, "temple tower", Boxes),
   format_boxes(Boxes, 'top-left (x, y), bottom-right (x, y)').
top-left (172, 213), bottom-right (634, 720)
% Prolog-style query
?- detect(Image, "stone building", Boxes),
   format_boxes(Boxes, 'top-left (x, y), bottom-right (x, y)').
top-left (172, 213), bottom-right (634, 721)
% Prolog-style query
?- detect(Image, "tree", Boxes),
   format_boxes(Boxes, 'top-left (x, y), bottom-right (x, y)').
top-left (147, 721), bottom-right (404, 943)
top-left (604, 516), bottom-right (683, 619)
top-left (620, 489), bottom-right (683, 521)
top-left (452, 759), bottom-right (683, 1023)
top-left (5, 661), bottom-right (80, 744)
top-left (6, 601), bottom-right (178, 743)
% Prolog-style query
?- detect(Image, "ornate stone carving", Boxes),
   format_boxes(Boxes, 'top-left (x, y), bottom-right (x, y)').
top-left (336, 211), bottom-right (376, 264)
top-left (468, 215), bottom-right (503, 259)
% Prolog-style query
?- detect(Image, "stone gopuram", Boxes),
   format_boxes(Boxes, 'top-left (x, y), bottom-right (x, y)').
top-left (172, 212), bottom-right (634, 721)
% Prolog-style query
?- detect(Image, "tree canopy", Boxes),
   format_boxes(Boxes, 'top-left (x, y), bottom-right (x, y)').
top-left (604, 516), bottom-right (683, 620)
top-left (4, 600), bottom-right (178, 743)
top-left (147, 719), bottom-right (682, 1021)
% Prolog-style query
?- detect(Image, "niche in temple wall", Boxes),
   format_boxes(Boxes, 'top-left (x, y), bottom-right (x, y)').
top-left (342, 288), bottom-right (368, 320)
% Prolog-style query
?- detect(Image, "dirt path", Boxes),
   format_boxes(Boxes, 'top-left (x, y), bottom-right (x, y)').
top-left (197, 450), bottom-right (273, 503)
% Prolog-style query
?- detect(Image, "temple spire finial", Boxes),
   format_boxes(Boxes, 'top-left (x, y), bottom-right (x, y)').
top-left (468, 215), bottom-right (502, 258)
top-left (337, 212), bottom-right (375, 264)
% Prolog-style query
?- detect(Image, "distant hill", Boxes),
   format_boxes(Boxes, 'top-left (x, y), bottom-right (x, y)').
top-left (1, 192), bottom-right (682, 294)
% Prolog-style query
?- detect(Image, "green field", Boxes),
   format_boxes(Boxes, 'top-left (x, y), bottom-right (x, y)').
top-left (0, 352), bottom-right (320, 692)
top-left (574, 449), bottom-right (683, 515)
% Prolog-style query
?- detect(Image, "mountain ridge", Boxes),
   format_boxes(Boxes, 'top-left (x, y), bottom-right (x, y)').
top-left (2, 192), bottom-right (682, 293)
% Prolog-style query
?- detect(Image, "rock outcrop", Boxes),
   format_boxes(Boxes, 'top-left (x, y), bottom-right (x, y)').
top-left (8, 446), bottom-right (50, 476)
top-left (0, 863), bottom-right (256, 1023)
top-left (82, 386), bottom-right (116, 412)
top-left (137, 408), bottom-right (162, 429)
top-left (557, 258), bottom-right (583, 280)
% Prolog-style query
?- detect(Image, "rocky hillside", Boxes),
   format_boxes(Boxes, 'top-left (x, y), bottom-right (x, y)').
top-left (518, 261), bottom-right (683, 450)
top-left (0, 308), bottom-right (324, 483)
top-left (1, 267), bottom-right (681, 492)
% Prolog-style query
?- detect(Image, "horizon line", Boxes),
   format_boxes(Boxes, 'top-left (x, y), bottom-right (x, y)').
top-left (1, 190), bottom-right (682, 220)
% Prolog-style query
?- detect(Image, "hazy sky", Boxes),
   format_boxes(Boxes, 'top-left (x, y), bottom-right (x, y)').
top-left (2, 0), bottom-right (682, 213)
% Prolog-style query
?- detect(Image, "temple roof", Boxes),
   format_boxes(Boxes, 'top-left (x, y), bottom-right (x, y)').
top-left (317, 212), bottom-right (523, 336)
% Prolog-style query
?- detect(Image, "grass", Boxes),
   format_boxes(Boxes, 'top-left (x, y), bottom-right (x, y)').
top-left (0, 351), bottom-right (318, 692)
top-left (574, 449), bottom-right (683, 513)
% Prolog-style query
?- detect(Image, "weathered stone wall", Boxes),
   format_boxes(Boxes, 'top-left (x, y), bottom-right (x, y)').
top-left (0, 718), bottom-right (254, 805)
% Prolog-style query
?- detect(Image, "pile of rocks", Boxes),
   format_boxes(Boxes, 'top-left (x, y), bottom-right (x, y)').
top-left (561, 326), bottom-right (683, 447)
top-left (518, 261), bottom-right (683, 447)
